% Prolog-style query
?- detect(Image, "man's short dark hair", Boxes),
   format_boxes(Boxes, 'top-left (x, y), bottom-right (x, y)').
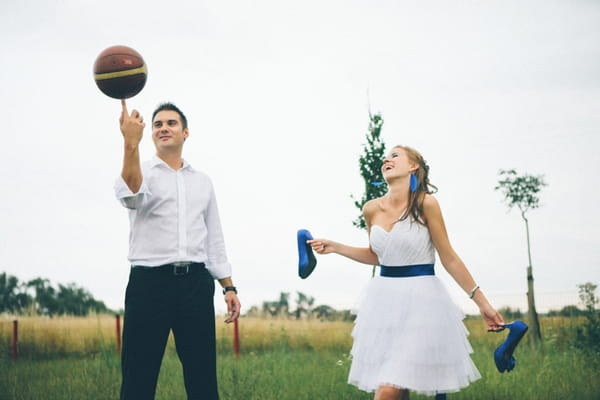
top-left (152, 102), bottom-right (188, 130)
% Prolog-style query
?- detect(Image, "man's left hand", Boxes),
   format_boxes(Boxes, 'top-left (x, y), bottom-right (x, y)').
top-left (224, 292), bottom-right (241, 323)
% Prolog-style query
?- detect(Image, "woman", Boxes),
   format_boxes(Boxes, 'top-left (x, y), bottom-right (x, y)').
top-left (308, 145), bottom-right (505, 400)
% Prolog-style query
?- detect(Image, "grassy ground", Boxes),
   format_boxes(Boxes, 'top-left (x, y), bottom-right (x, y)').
top-left (1, 316), bottom-right (599, 399)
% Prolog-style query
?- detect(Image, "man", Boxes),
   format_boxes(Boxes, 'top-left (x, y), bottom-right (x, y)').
top-left (115, 100), bottom-right (240, 400)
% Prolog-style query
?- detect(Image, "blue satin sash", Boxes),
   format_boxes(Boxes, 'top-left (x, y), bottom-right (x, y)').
top-left (380, 263), bottom-right (434, 277)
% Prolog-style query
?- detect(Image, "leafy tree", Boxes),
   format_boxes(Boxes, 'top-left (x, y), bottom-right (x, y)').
top-left (0, 272), bottom-right (32, 313)
top-left (351, 112), bottom-right (387, 276)
top-left (276, 292), bottom-right (290, 316)
top-left (351, 112), bottom-right (387, 230)
top-left (294, 291), bottom-right (315, 319)
top-left (262, 292), bottom-right (290, 317)
top-left (574, 282), bottom-right (600, 354)
top-left (578, 282), bottom-right (598, 311)
top-left (56, 283), bottom-right (110, 316)
top-left (312, 304), bottom-right (336, 320)
top-left (27, 277), bottom-right (58, 316)
top-left (261, 300), bottom-right (279, 317)
top-left (0, 274), bottom-right (112, 316)
top-left (495, 169), bottom-right (547, 346)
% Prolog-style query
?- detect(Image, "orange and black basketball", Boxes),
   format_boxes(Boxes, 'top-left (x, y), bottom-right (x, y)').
top-left (93, 45), bottom-right (147, 99)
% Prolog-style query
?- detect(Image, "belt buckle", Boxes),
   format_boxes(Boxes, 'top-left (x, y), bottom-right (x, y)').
top-left (173, 263), bottom-right (190, 275)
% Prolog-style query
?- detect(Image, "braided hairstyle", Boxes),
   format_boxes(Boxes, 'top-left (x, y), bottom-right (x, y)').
top-left (394, 145), bottom-right (438, 225)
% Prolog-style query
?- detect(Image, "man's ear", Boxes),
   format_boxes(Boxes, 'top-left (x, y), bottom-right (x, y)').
top-left (183, 128), bottom-right (189, 141)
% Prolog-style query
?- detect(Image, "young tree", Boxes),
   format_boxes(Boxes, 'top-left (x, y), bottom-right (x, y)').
top-left (351, 112), bottom-right (387, 276)
top-left (495, 169), bottom-right (547, 346)
top-left (575, 282), bottom-right (600, 353)
top-left (351, 112), bottom-right (387, 230)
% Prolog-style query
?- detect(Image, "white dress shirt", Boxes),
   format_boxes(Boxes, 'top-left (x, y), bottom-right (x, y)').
top-left (114, 156), bottom-right (232, 279)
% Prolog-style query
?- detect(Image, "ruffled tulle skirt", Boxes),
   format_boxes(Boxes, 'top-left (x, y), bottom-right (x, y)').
top-left (348, 275), bottom-right (481, 396)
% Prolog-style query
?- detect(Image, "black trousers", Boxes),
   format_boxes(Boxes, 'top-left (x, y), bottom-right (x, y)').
top-left (120, 263), bottom-right (218, 400)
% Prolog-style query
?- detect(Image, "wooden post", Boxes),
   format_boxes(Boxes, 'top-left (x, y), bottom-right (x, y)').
top-left (233, 318), bottom-right (240, 358)
top-left (12, 320), bottom-right (18, 362)
top-left (523, 214), bottom-right (542, 346)
top-left (115, 314), bottom-right (122, 355)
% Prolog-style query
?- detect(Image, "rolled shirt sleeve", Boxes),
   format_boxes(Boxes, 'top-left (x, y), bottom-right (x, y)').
top-left (114, 175), bottom-right (151, 209)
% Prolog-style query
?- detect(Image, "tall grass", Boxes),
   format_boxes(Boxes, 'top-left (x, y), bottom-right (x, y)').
top-left (217, 317), bottom-right (354, 354)
top-left (0, 315), bottom-right (118, 360)
top-left (1, 315), bottom-right (599, 399)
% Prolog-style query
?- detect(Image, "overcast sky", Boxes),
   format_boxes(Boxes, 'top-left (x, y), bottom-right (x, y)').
top-left (1, 0), bottom-right (599, 316)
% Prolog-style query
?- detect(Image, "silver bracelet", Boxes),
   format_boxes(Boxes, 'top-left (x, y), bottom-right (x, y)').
top-left (468, 285), bottom-right (480, 299)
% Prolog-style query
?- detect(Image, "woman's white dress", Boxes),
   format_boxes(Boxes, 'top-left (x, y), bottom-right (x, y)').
top-left (347, 218), bottom-right (481, 396)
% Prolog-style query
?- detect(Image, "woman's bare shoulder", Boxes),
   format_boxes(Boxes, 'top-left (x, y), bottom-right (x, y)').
top-left (362, 197), bottom-right (384, 214)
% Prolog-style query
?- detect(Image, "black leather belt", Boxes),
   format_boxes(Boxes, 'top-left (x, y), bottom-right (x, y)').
top-left (131, 262), bottom-right (206, 276)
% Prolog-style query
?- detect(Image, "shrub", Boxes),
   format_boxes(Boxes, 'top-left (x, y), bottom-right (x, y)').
top-left (573, 282), bottom-right (600, 355)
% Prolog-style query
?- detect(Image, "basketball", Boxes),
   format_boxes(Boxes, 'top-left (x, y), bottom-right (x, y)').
top-left (93, 45), bottom-right (147, 99)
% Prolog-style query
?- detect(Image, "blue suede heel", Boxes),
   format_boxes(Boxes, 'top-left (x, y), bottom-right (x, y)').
top-left (297, 229), bottom-right (317, 279)
top-left (493, 320), bottom-right (528, 372)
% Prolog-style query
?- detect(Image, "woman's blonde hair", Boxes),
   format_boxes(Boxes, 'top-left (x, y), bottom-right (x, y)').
top-left (392, 145), bottom-right (438, 224)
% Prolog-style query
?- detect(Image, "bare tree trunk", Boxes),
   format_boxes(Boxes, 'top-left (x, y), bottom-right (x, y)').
top-left (523, 211), bottom-right (542, 346)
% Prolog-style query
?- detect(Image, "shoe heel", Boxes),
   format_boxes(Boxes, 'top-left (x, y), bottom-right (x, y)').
top-left (494, 320), bottom-right (528, 373)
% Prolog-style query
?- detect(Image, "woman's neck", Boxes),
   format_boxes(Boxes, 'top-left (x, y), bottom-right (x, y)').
top-left (385, 180), bottom-right (410, 204)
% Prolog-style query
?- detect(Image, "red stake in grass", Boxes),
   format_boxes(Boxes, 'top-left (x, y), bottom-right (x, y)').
top-left (233, 318), bottom-right (240, 359)
top-left (12, 320), bottom-right (18, 362)
top-left (116, 314), bottom-right (122, 355)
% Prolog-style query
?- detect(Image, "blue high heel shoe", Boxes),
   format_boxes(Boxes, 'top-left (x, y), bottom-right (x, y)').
top-left (297, 229), bottom-right (317, 279)
top-left (493, 320), bottom-right (528, 373)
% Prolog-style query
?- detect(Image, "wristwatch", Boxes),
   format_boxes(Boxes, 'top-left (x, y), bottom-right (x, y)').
top-left (223, 286), bottom-right (237, 295)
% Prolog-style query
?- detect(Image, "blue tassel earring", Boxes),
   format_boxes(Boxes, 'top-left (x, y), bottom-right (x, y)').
top-left (409, 173), bottom-right (418, 193)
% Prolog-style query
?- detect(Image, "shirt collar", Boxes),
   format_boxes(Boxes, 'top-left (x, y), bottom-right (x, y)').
top-left (150, 155), bottom-right (194, 171)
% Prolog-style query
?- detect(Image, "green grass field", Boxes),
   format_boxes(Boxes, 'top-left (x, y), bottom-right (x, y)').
top-left (1, 316), bottom-right (599, 399)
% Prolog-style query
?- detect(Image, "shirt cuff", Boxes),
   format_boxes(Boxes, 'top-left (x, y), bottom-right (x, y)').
top-left (205, 261), bottom-right (232, 280)
top-left (114, 176), bottom-right (150, 209)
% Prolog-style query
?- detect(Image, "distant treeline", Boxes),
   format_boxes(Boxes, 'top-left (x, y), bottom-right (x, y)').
top-left (244, 291), bottom-right (356, 322)
top-left (247, 292), bottom-right (592, 322)
top-left (3, 269), bottom-right (594, 324)
top-left (493, 305), bottom-right (590, 320)
top-left (0, 272), bottom-right (112, 316)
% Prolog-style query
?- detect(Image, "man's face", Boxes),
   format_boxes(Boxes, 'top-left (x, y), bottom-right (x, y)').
top-left (151, 110), bottom-right (189, 151)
